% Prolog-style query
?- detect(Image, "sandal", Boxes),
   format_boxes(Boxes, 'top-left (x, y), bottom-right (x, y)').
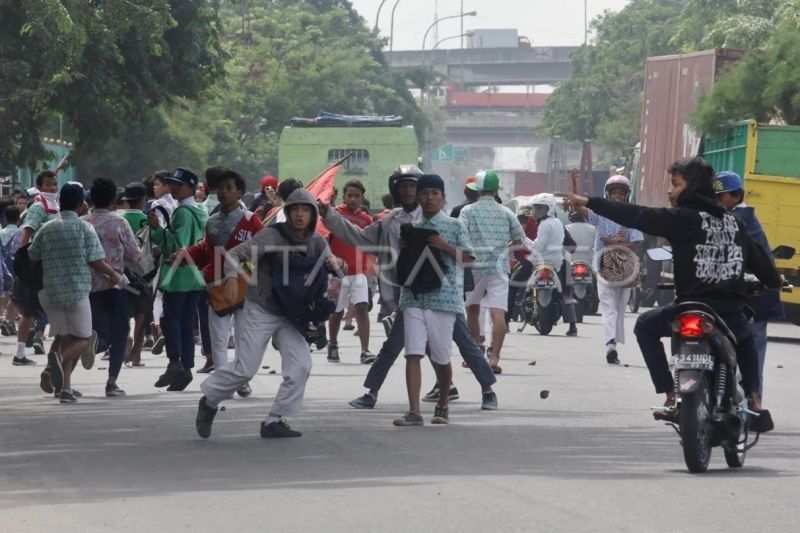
top-left (491, 365), bottom-right (503, 375)
top-left (461, 361), bottom-right (470, 368)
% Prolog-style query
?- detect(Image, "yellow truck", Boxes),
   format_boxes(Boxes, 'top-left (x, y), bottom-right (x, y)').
top-left (702, 120), bottom-right (800, 325)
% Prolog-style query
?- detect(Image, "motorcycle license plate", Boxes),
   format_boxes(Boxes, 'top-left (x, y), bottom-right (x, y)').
top-left (671, 353), bottom-right (714, 371)
top-left (536, 280), bottom-right (556, 288)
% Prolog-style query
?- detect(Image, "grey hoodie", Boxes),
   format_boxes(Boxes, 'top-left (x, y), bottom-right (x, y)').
top-left (224, 188), bottom-right (331, 314)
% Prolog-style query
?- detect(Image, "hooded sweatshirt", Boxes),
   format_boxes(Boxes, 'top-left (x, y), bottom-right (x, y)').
top-left (224, 188), bottom-right (331, 314)
top-left (150, 198), bottom-right (208, 291)
top-left (586, 188), bottom-right (781, 313)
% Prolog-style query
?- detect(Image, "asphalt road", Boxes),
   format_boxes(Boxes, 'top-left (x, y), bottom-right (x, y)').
top-left (1, 310), bottom-right (799, 532)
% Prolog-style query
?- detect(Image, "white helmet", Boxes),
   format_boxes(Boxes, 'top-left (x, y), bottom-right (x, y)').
top-left (604, 175), bottom-right (631, 200)
top-left (531, 193), bottom-right (557, 217)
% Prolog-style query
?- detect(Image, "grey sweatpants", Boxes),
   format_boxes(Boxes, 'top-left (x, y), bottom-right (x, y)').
top-left (200, 299), bottom-right (312, 419)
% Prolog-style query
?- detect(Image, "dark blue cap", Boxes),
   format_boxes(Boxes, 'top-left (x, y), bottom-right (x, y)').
top-left (59, 182), bottom-right (87, 209)
top-left (713, 171), bottom-right (743, 193)
top-left (165, 167), bottom-right (199, 189)
top-left (417, 174), bottom-right (445, 193)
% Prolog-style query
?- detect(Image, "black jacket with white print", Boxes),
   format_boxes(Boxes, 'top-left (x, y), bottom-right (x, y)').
top-left (586, 191), bottom-right (781, 314)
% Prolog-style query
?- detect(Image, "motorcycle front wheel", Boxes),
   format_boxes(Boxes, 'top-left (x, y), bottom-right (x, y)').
top-left (680, 375), bottom-right (713, 473)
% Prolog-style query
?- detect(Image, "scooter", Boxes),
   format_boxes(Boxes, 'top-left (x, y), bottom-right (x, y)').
top-left (517, 262), bottom-right (562, 336)
top-left (570, 260), bottom-right (593, 323)
top-left (648, 245), bottom-right (795, 473)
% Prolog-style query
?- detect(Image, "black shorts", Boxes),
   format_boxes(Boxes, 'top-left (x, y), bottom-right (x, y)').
top-left (128, 290), bottom-right (153, 317)
top-left (12, 278), bottom-right (43, 318)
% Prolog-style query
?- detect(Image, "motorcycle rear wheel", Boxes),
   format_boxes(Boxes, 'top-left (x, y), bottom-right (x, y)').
top-left (724, 420), bottom-right (747, 468)
top-left (680, 376), bottom-right (713, 473)
top-left (628, 287), bottom-right (641, 313)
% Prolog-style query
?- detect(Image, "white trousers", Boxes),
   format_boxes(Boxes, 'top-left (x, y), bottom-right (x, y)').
top-left (200, 299), bottom-right (312, 419)
top-left (208, 307), bottom-right (236, 369)
top-left (597, 277), bottom-right (630, 346)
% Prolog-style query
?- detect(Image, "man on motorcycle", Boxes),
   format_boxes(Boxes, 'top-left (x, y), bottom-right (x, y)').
top-left (714, 171), bottom-right (784, 396)
top-left (558, 157), bottom-right (781, 432)
top-left (527, 193), bottom-right (578, 336)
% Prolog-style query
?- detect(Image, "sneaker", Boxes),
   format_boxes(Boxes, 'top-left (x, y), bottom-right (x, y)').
top-left (195, 396), bottom-right (218, 439)
top-left (422, 384), bottom-right (459, 403)
top-left (431, 405), bottom-right (449, 425)
top-left (327, 344), bottom-right (340, 363)
top-left (47, 352), bottom-right (64, 392)
top-left (393, 411), bottom-right (424, 427)
top-left (105, 383), bottom-right (126, 397)
top-left (314, 326), bottom-right (328, 351)
top-left (381, 315), bottom-right (394, 337)
top-left (360, 350), bottom-right (376, 365)
top-left (167, 368), bottom-right (193, 391)
top-left (606, 349), bottom-right (620, 365)
top-left (26, 330), bottom-right (34, 348)
top-left (143, 335), bottom-right (155, 349)
top-left (151, 336), bottom-right (165, 355)
top-left (32, 338), bottom-right (45, 355)
top-left (260, 419), bottom-right (302, 438)
top-left (154, 361), bottom-right (183, 388)
top-left (7, 322), bottom-right (17, 336)
top-left (39, 367), bottom-right (53, 394)
top-left (81, 330), bottom-right (98, 370)
top-left (566, 324), bottom-right (578, 337)
top-left (481, 391), bottom-right (498, 411)
top-left (0, 321), bottom-right (10, 336)
top-left (101, 351), bottom-right (110, 361)
top-left (343, 323), bottom-right (355, 331)
top-left (196, 359), bottom-right (214, 374)
top-left (72, 388), bottom-right (82, 397)
top-left (12, 356), bottom-right (36, 366)
top-left (59, 390), bottom-right (78, 404)
top-left (349, 393), bottom-right (377, 409)
top-left (236, 382), bottom-right (253, 398)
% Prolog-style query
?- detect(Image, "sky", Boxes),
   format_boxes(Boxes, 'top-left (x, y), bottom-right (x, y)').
top-left (349, 0), bottom-right (632, 50)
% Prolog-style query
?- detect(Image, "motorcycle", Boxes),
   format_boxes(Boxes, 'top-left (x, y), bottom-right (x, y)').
top-left (570, 260), bottom-right (593, 323)
top-left (648, 245), bottom-right (795, 473)
top-left (516, 262), bottom-right (562, 335)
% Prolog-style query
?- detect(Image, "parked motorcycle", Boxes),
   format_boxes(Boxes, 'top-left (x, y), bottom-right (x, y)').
top-left (517, 262), bottom-right (562, 335)
top-left (649, 245), bottom-right (795, 473)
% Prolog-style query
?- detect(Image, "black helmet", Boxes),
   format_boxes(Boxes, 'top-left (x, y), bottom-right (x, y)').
top-left (389, 164), bottom-right (423, 204)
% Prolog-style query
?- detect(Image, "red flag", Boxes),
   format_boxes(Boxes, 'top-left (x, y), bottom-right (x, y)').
top-left (305, 161), bottom-right (342, 239)
top-left (261, 154), bottom-right (350, 236)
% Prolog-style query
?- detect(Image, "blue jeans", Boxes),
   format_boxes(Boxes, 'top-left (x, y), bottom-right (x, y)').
top-left (90, 289), bottom-right (130, 380)
top-left (161, 290), bottom-right (203, 369)
top-left (363, 312), bottom-right (496, 392)
top-left (751, 320), bottom-right (768, 394)
top-left (634, 305), bottom-right (761, 395)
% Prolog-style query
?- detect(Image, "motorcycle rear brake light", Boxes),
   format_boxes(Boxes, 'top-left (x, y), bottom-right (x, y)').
top-left (572, 263), bottom-right (588, 276)
top-left (673, 314), bottom-right (714, 338)
top-left (538, 268), bottom-right (553, 280)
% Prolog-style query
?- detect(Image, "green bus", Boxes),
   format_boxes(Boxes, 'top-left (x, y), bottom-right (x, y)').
top-left (278, 124), bottom-right (419, 209)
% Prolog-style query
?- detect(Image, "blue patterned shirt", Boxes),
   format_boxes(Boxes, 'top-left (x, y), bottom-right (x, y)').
top-left (399, 211), bottom-right (472, 315)
top-left (458, 196), bottom-right (524, 276)
top-left (28, 211), bottom-right (105, 308)
top-left (21, 202), bottom-right (56, 233)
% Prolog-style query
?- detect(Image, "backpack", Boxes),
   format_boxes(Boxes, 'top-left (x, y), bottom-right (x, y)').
top-left (125, 206), bottom-right (170, 297)
top-left (269, 223), bottom-right (337, 333)
top-left (396, 223), bottom-right (448, 297)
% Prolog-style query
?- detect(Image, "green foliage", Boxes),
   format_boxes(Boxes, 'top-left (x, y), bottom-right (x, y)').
top-left (693, 1), bottom-right (800, 132)
top-left (0, 0), bottom-right (226, 173)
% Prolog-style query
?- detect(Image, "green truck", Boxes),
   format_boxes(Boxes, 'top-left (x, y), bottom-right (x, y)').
top-left (701, 120), bottom-right (800, 325)
top-left (278, 122), bottom-right (419, 208)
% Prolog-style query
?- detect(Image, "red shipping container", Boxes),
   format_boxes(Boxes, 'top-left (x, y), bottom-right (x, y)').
top-left (636, 49), bottom-right (744, 207)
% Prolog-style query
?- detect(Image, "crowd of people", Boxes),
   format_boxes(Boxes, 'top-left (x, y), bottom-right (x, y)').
top-left (2, 155), bottom-right (783, 437)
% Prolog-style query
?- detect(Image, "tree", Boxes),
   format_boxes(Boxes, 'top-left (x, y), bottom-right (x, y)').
top-left (540, 0), bottom-right (683, 158)
top-left (0, 0), bottom-right (225, 173)
top-left (692, 1), bottom-right (800, 132)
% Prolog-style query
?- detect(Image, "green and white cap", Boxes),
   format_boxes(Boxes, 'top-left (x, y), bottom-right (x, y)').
top-left (467, 170), bottom-right (500, 192)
